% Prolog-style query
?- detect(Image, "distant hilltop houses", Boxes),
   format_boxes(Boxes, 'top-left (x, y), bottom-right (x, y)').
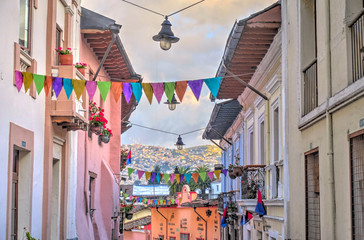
top-left (121, 144), bottom-right (221, 184)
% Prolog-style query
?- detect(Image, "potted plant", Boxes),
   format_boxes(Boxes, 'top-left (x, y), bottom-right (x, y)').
top-left (75, 62), bottom-right (87, 76)
top-left (99, 127), bottom-right (112, 143)
top-left (228, 164), bottom-right (236, 179)
top-left (232, 156), bottom-right (243, 177)
top-left (121, 198), bottom-right (135, 220)
top-left (120, 148), bottom-right (129, 169)
top-left (88, 101), bottom-right (107, 135)
top-left (56, 47), bottom-right (73, 65)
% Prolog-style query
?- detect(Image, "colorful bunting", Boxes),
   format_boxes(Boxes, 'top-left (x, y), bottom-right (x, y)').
top-left (52, 77), bottom-right (63, 98)
top-left (44, 76), bottom-right (53, 96)
top-left (171, 199), bottom-right (175, 204)
top-left (33, 74), bottom-right (45, 95)
top-left (175, 81), bottom-right (188, 102)
top-left (207, 171), bottom-right (214, 181)
top-left (127, 168), bottom-right (135, 177)
top-left (170, 174), bottom-right (175, 183)
top-left (185, 173), bottom-right (192, 183)
top-left (137, 170), bottom-right (145, 179)
top-left (72, 79), bottom-right (86, 100)
top-left (221, 169), bottom-right (228, 176)
top-left (188, 79), bottom-right (204, 100)
top-left (123, 83), bottom-right (132, 103)
top-left (164, 82), bottom-right (175, 103)
top-left (131, 82), bottom-right (142, 103)
top-left (15, 71), bottom-right (23, 92)
top-left (175, 174), bottom-right (180, 184)
top-left (199, 171), bottom-right (207, 181)
top-left (86, 81), bottom-right (97, 100)
top-left (97, 81), bottom-right (111, 102)
top-left (22, 72), bottom-right (33, 93)
top-left (192, 173), bottom-right (199, 183)
top-left (151, 83), bottom-right (164, 104)
top-left (204, 77), bottom-right (221, 99)
top-left (111, 82), bottom-right (123, 102)
top-left (156, 173), bottom-right (161, 183)
top-left (63, 78), bottom-right (73, 99)
top-left (142, 83), bottom-right (153, 104)
top-left (163, 173), bottom-right (170, 184)
top-left (180, 174), bottom-right (184, 183)
top-left (150, 172), bottom-right (156, 182)
top-left (145, 171), bottom-right (151, 181)
top-left (214, 170), bottom-right (221, 179)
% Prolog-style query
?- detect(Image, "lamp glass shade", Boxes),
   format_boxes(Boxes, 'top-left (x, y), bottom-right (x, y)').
top-left (177, 144), bottom-right (183, 150)
top-left (175, 135), bottom-right (185, 150)
top-left (160, 39), bottom-right (171, 50)
top-left (168, 103), bottom-right (176, 111)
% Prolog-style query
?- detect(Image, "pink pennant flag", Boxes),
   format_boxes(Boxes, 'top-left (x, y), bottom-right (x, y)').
top-left (151, 83), bottom-right (164, 104)
top-left (188, 79), bottom-right (204, 100)
top-left (170, 174), bottom-right (175, 183)
top-left (86, 81), bottom-right (97, 100)
top-left (207, 172), bottom-right (214, 181)
top-left (129, 196), bottom-right (132, 201)
top-left (137, 170), bottom-right (145, 180)
top-left (15, 71), bottom-right (23, 92)
top-left (148, 199), bottom-right (151, 204)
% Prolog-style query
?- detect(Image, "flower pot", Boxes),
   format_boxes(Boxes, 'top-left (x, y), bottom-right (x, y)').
top-left (89, 125), bottom-right (102, 135)
top-left (77, 68), bottom-right (86, 76)
top-left (233, 166), bottom-right (243, 177)
top-left (59, 54), bottom-right (73, 65)
top-left (125, 213), bottom-right (133, 220)
top-left (228, 170), bottom-right (236, 179)
top-left (99, 134), bottom-right (110, 143)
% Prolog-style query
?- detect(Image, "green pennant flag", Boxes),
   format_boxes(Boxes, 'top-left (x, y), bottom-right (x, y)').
top-left (127, 168), bottom-right (135, 177)
top-left (199, 171), bottom-right (207, 181)
top-left (163, 173), bottom-right (170, 184)
top-left (171, 199), bottom-right (175, 204)
top-left (33, 74), bottom-right (45, 95)
top-left (144, 198), bottom-right (148, 204)
top-left (97, 81), bottom-right (111, 102)
top-left (164, 82), bottom-right (175, 103)
top-left (124, 194), bottom-right (129, 198)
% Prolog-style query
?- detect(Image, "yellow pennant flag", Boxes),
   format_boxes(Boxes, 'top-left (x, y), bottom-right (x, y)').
top-left (145, 172), bottom-right (151, 181)
top-left (175, 174), bottom-right (180, 184)
top-left (142, 83), bottom-right (153, 104)
top-left (72, 79), bottom-right (86, 100)
top-left (22, 72), bottom-right (33, 93)
top-left (111, 82), bottom-right (123, 102)
top-left (214, 170), bottom-right (221, 179)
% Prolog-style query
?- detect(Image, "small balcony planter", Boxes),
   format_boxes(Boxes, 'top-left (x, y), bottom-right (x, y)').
top-left (228, 170), bottom-right (236, 179)
top-left (59, 54), bottom-right (73, 65)
top-left (99, 134), bottom-right (110, 143)
top-left (75, 62), bottom-right (87, 76)
top-left (233, 166), bottom-right (243, 177)
top-left (89, 124), bottom-right (102, 135)
top-left (125, 213), bottom-right (133, 220)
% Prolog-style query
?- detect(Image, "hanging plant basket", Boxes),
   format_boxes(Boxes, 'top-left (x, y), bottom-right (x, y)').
top-left (228, 170), bottom-right (236, 179)
top-left (125, 213), bottom-right (133, 220)
top-left (99, 134), bottom-right (111, 143)
top-left (89, 124), bottom-right (102, 135)
top-left (59, 54), bottom-right (73, 65)
top-left (233, 166), bottom-right (243, 177)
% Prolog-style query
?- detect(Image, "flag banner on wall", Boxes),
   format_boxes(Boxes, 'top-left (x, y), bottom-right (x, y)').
top-left (14, 71), bottom-right (221, 104)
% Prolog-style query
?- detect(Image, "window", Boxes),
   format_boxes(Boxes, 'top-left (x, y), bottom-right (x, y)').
top-left (11, 150), bottom-right (20, 240)
top-left (55, 25), bottom-right (62, 65)
top-left (180, 233), bottom-right (189, 240)
top-left (350, 133), bottom-right (364, 240)
top-left (89, 173), bottom-right (97, 219)
top-left (19, 0), bottom-right (32, 53)
top-left (350, 9), bottom-right (364, 82)
top-left (305, 150), bottom-right (320, 240)
top-left (158, 235), bottom-right (164, 240)
top-left (273, 107), bottom-right (279, 163)
top-left (169, 237), bottom-right (176, 240)
top-left (301, 0), bottom-right (317, 115)
top-left (248, 128), bottom-right (254, 165)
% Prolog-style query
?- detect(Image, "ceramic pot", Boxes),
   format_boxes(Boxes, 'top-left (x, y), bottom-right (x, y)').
top-left (77, 67), bottom-right (86, 76)
top-left (59, 54), bottom-right (73, 65)
top-left (233, 166), bottom-right (243, 177)
top-left (228, 170), bottom-right (236, 179)
top-left (125, 213), bottom-right (133, 220)
top-left (100, 134), bottom-right (110, 143)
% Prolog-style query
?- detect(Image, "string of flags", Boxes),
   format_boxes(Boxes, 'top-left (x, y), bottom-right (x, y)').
top-left (122, 193), bottom-right (178, 206)
top-left (127, 167), bottom-right (229, 183)
top-left (14, 71), bottom-right (221, 104)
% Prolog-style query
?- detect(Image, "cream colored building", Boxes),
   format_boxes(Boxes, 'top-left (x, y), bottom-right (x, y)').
top-left (282, 0), bottom-right (364, 239)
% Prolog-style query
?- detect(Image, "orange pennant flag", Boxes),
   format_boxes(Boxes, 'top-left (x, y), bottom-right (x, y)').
top-left (44, 76), bottom-right (53, 96)
top-left (111, 82), bottom-right (123, 102)
top-left (192, 173), bottom-right (199, 183)
top-left (145, 172), bottom-right (151, 181)
top-left (175, 81), bottom-right (188, 102)
top-left (214, 170), bottom-right (221, 179)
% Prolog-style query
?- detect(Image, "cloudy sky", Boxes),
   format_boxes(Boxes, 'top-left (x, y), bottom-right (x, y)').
top-left (83, 0), bottom-right (276, 148)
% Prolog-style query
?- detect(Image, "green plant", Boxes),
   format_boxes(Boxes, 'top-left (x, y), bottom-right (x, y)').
top-left (56, 47), bottom-right (72, 55)
top-left (74, 62), bottom-right (87, 69)
top-left (88, 101), bottom-right (108, 127)
top-left (100, 127), bottom-right (113, 137)
top-left (228, 164), bottom-right (234, 171)
top-left (120, 198), bottom-right (135, 213)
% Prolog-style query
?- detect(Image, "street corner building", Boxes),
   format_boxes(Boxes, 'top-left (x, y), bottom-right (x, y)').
top-left (0, 0), bottom-right (140, 239)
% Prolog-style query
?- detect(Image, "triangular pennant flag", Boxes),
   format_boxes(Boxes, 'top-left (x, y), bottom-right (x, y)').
top-left (86, 81), bottom-right (97, 100)
top-left (111, 82), bottom-right (123, 102)
top-left (97, 81), bottom-right (111, 102)
top-left (204, 77), bottom-right (221, 99)
top-left (131, 82), bottom-right (142, 103)
top-left (124, 194), bottom-right (129, 198)
top-left (207, 172), bottom-right (214, 181)
top-left (150, 172), bottom-right (156, 182)
top-left (171, 199), bottom-right (175, 204)
top-left (123, 83), bottom-right (132, 104)
top-left (175, 81), bottom-right (188, 102)
top-left (221, 169), bottom-right (228, 176)
top-left (188, 79), bottom-right (204, 100)
top-left (22, 72), bottom-right (33, 93)
top-left (185, 173), bottom-right (192, 183)
top-left (192, 173), bottom-right (199, 183)
top-left (14, 71), bottom-right (23, 92)
top-left (137, 170), bottom-right (145, 180)
top-left (44, 76), bottom-right (53, 96)
top-left (164, 82), bottom-right (175, 103)
top-left (72, 79), bottom-right (86, 100)
top-left (175, 174), bottom-right (180, 184)
top-left (160, 173), bottom-right (164, 183)
top-left (214, 170), bottom-right (221, 179)
top-left (151, 83), bottom-right (164, 104)
top-left (148, 199), bottom-right (151, 204)
top-left (163, 173), bottom-right (170, 184)
top-left (129, 196), bottom-right (132, 201)
top-left (33, 74), bottom-right (45, 95)
top-left (156, 173), bottom-right (161, 183)
top-left (63, 78), bottom-right (73, 99)
top-left (136, 197), bottom-right (140, 202)
top-left (166, 200), bottom-right (169, 205)
top-left (180, 174), bottom-right (184, 184)
top-left (127, 168), bottom-right (135, 177)
top-left (142, 83), bottom-right (153, 104)
top-left (199, 171), bottom-right (207, 181)
top-left (52, 77), bottom-right (63, 98)
top-left (144, 198), bottom-right (148, 204)
top-left (145, 172), bottom-right (151, 181)
top-left (170, 174), bottom-right (175, 183)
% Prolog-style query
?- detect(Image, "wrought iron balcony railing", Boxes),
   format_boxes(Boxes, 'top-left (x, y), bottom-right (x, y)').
top-left (241, 165), bottom-right (266, 199)
top-left (350, 11), bottom-right (364, 82)
top-left (217, 191), bottom-right (239, 213)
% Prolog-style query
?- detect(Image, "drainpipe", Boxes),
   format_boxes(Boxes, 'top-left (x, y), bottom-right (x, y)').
top-left (324, 0), bottom-right (335, 239)
top-left (193, 206), bottom-right (207, 240)
top-left (84, 131), bottom-right (89, 215)
top-left (156, 207), bottom-right (168, 239)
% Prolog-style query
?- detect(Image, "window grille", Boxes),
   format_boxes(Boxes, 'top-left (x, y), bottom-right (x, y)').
top-left (350, 12), bottom-right (364, 82)
top-left (303, 60), bottom-right (318, 116)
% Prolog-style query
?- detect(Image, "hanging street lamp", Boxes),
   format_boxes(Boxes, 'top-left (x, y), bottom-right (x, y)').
top-left (164, 93), bottom-right (180, 111)
top-left (153, 16), bottom-right (180, 51)
top-left (175, 135), bottom-right (185, 150)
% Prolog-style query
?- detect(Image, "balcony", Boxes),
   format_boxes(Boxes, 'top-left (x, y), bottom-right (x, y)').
top-left (217, 191), bottom-right (239, 213)
top-left (350, 11), bottom-right (364, 82)
top-left (50, 66), bottom-right (88, 131)
top-left (241, 165), bottom-right (266, 199)
top-left (302, 59), bottom-right (318, 116)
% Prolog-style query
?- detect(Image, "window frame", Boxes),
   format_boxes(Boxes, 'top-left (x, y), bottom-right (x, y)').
top-left (19, 0), bottom-right (33, 54)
